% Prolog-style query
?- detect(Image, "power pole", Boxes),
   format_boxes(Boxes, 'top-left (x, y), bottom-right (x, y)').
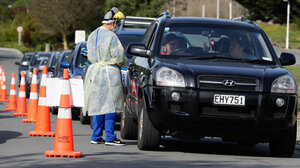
top-left (286, 0), bottom-right (290, 49)
top-left (229, 1), bottom-right (232, 20)
top-left (216, 0), bottom-right (219, 18)
top-left (202, 5), bottom-right (205, 18)
top-left (173, 0), bottom-right (176, 17)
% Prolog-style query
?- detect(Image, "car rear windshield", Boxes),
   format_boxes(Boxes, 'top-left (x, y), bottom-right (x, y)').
top-left (30, 54), bottom-right (51, 66)
top-left (118, 34), bottom-right (144, 49)
top-left (158, 23), bottom-right (274, 63)
top-left (22, 54), bottom-right (33, 62)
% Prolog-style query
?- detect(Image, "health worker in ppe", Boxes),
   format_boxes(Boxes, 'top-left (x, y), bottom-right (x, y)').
top-left (84, 7), bottom-right (127, 146)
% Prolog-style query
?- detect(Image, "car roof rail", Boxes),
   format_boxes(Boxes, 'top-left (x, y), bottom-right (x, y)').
top-left (231, 16), bottom-right (253, 24)
top-left (158, 11), bottom-right (171, 19)
top-left (123, 16), bottom-right (156, 27)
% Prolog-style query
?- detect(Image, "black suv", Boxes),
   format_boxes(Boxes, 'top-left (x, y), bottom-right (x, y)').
top-left (121, 13), bottom-right (298, 157)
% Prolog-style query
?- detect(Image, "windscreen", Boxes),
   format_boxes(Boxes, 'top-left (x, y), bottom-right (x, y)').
top-left (30, 53), bottom-right (51, 66)
top-left (159, 23), bottom-right (274, 63)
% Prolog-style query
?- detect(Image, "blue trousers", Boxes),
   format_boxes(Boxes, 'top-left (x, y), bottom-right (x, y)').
top-left (91, 113), bottom-right (116, 142)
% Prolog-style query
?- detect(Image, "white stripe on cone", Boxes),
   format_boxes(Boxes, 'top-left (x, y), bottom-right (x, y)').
top-left (2, 85), bottom-right (6, 89)
top-left (10, 90), bottom-right (16, 95)
top-left (20, 78), bottom-right (25, 85)
top-left (31, 75), bottom-right (37, 84)
top-left (38, 97), bottom-right (46, 106)
top-left (11, 78), bottom-right (15, 85)
top-left (57, 108), bottom-right (72, 119)
top-left (30, 92), bottom-right (38, 99)
top-left (40, 74), bottom-right (47, 86)
top-left (61, 80), bottom-right (71, 95)
top-left (19, 91), bottom-right (26, 98)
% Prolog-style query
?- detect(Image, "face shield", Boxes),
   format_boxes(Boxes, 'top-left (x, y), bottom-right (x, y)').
top-left (112, 11), bottom-right (125, 32)
top-left (112, 20), bottom-right (121, 32)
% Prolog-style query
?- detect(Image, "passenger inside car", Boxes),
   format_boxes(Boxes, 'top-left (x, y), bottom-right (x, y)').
top-left (229, 36), bottom-right (248, 59)
top-left (161, 34), bottom-right (182, 55)
top-left (214, 37), bottom-right (230, 54)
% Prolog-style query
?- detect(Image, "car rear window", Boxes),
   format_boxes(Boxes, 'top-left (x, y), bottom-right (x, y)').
top-left (30, 54), bottom-right (51, 66)
top-left (22, 54), bottom-right (33, 62)
top-left (118, 34), bottom-right (144, 49)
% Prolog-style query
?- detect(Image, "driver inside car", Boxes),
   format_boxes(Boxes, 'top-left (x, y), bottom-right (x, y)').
top-left (161, 34), bottom-right (181, 55)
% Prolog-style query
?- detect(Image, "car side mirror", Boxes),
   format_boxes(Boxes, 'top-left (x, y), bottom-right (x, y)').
top-left (127, 43), bottom-right (151, 58)
top-left (81, 48), bottom-right (88, 57)
top-left (81, 53), bottom-right (87, 57)
top-left (280, 52), bottom-right (295, 66)
top-left (48, 67), bottom-right (55, 73)
top-left (61, 62), bottom-right (70, 68)
top-left (15, 61), bottom-right (20, 65)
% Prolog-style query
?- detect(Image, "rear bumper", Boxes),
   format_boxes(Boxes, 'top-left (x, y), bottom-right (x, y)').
top-left (146, 86), bottom-right (297, 141)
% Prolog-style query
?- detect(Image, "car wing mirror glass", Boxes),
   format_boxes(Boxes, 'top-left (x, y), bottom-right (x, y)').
top-left (280, 52), bottom-right (295, 66)
top-left (127, 42), bottom-right (151, 58)
top-left (81, 48), bottom-right (88, 57)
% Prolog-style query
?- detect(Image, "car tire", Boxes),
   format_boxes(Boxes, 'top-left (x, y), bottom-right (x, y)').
top-left (269, 123), bottom-right (296, 157)
top-left (26, 88), bottom-right (30, 98)
top-left (120, 105), bottom-right (137, 140)
top-left (80, 108), bottom-right (90, 125)
top-left (51, 107), bottom-right (58, 115)
top-left (137, 96), bottom-right (160, 150)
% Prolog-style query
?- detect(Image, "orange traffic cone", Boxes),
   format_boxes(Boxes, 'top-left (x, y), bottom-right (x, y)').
top-left (0, 66), bottom-right (3, 98)
top-left (29, 66), bottom-right (55, 137)
top-left (12, 72), bottom-right (27, 116)
top-left (0, 69), bottom-right (9, 102)
top-left (45, 69), bottom-right (82, 158)
top-left (23, 68), bottom-right (38, 123)
top-left (5, 73), bottom-right (17, 111)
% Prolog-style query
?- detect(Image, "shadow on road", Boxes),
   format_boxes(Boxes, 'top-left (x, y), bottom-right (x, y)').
top-left (0, 130), bottom-right (22, 144)
top-left (159, 137), bottom-right (300, 158)
top-left (0, 110), bottom-right (15, 119)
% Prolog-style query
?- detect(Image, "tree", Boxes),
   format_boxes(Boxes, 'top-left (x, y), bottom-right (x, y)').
top-left (104, 0), bottom-right (167, 18)
top-left (0, 0), bottom-right (17, 22)
top-left (30, 0), bottom-right (103, 50)
top-left (236, 0), bottom-right (300, 24)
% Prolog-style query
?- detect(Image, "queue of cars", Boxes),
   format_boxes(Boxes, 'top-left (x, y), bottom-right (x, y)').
top-left (15, 14), bottom-right (298, 157)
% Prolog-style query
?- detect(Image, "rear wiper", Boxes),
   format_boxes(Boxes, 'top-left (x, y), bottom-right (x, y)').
top-left (244, 59), bottom-right (275, 65)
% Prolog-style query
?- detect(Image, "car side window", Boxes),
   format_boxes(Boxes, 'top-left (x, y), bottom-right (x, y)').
top-left (68, 48), bottom-right (76, 70)
top-left (142, 22), bottom-right (158, 48)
